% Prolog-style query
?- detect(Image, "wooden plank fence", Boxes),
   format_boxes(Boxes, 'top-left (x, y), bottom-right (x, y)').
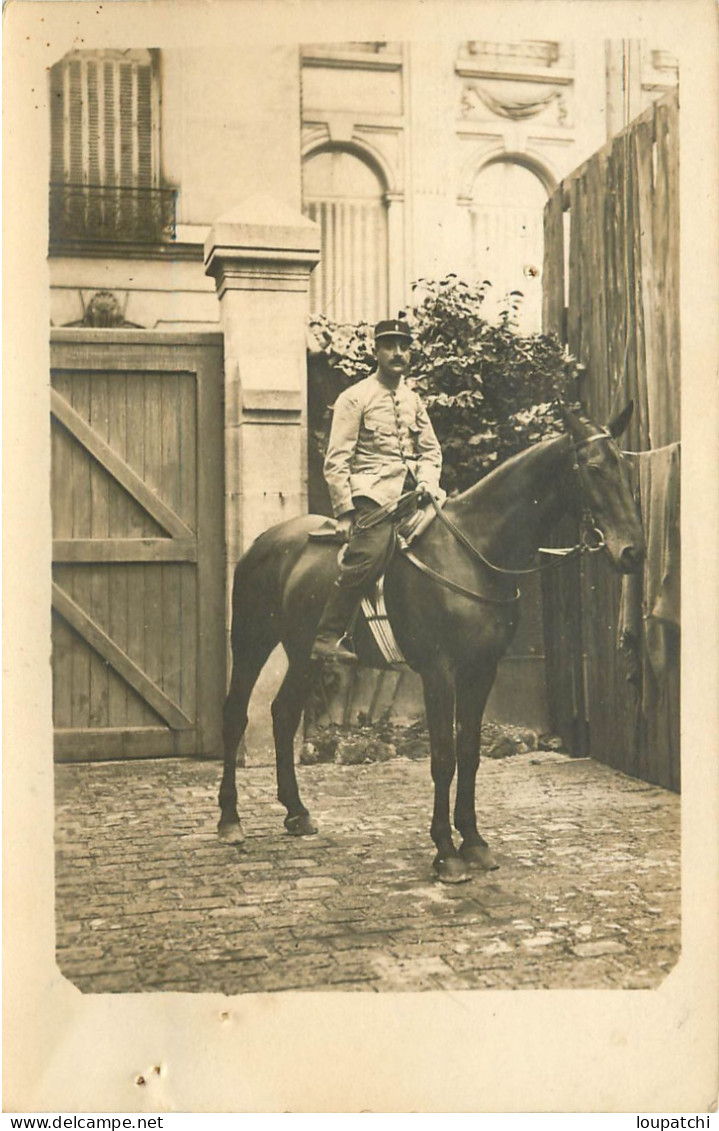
top-left (542, 90), bottom-right (680, 791)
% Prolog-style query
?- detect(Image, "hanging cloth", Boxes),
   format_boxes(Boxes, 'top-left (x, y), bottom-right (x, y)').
top-left (617, 443), bottom-right (680, 699)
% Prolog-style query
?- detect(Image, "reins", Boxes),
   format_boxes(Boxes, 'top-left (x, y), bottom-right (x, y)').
top-left (401, 545), bottom-right (521, 606)
top-left (395, 431), bottom-right (616, 604)
top-left (353, 488), bottom-right (521, 605)
top-left (353, 489), bottom-right (423, 531)
top-left (426, 431), bottom-right (612, 580)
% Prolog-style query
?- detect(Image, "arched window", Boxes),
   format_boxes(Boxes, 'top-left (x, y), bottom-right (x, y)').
top-left (470, 160), bottom-right (548, 332)
top-left (303, 148), bottom-right (388, 324)
top-left (49, 49), bottom-right (174, 244)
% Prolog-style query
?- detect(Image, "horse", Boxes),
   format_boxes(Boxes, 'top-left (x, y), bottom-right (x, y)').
top-left (218, 402), bottom-right (644, 883)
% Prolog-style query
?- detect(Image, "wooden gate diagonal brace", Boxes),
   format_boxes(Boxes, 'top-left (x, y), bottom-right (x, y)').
top-left (50, 389), bottom-right (196, 541)
top-left (52, 582), bottom-right (194, 731)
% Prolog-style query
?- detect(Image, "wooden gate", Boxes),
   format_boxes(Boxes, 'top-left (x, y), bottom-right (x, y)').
top-left (50, 330), bottom-right (225, 762)
top-left (542, 91), bottom-right (680, 790)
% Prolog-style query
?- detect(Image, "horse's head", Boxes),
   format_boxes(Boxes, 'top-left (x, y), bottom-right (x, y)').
top-left (559, 402), bottom-right (645, 574)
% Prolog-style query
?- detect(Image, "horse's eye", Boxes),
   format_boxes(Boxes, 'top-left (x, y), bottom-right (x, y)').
top-left (585, 463), bottom-right (602, 474)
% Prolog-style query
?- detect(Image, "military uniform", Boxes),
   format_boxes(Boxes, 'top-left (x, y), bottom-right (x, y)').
top-left (324, 369), bottom-right (443, 516)
top-left (311, 319), bottom-right (444, 663)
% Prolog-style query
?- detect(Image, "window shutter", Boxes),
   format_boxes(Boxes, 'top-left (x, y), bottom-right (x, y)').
top-left (68, 60), bottom-right (83, 183)
top-left (49, 50), bottom-right (171, 243)
top-left (119, 62), bottom-right (134, 185)
top-left (136, 63), bottom-right (153, 187)
top-left (86, 60), bottom-right (101, 185)
top-left (103, 61), bottom-right (117, 184)
top-left (50, 50), bottom-right (158, 189)
top-left (49, 63), bottom-right (65, 182)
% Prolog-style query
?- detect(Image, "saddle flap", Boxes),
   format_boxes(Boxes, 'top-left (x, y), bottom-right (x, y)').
top-left (308, 519), bottom-right (348, 544)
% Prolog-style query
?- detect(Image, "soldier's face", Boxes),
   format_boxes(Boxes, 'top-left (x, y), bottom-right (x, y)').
top-left (375, 336), bottom-right (411, 381)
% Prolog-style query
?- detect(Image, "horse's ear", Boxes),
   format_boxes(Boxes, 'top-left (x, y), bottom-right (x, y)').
top-left (607, 401), bottom-right (634, 440)
top-left (556, 401), bottom-right (586, 442)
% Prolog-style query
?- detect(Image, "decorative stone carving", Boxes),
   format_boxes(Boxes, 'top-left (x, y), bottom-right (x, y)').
top-left (461, 82), bottom-right (568, 124)
top-left (64, 290), bottom-right (142, 328)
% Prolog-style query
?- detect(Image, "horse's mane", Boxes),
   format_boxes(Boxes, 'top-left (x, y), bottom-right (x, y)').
top-left (451, 430), bottom-right (568, 506)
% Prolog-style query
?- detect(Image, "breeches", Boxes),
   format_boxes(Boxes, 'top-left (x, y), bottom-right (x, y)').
top-left (336, 498), bottom-right (395, 597)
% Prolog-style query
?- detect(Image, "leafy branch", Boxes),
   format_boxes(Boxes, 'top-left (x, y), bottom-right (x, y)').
top-left (308, 275), bottom-right (582, 495)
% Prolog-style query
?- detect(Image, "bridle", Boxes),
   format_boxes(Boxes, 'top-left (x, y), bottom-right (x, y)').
top-left (399, 430), bottom-right (618, 605)
top-left (543, 429), bottom-right (612, 560)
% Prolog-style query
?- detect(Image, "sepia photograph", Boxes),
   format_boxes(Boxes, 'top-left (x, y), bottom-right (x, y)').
top-left (3, 0), bottom-right (718, 1115)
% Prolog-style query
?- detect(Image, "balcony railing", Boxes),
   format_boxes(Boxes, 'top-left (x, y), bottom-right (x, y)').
top-left (49, 182), bottom-right (177, 245)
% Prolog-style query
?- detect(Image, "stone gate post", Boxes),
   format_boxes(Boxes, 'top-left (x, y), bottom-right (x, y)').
top-left (205, 195), bottom-right (320, 759)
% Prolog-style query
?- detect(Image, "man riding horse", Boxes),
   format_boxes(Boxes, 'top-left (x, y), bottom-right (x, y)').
top-left (311, 317), bottom-right (444, 664)
top-left (218, 315), bottom-right (643, 879)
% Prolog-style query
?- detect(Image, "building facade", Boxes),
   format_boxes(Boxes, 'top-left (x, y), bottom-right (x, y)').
top-left (48, 40), bottom-right (678, 759)
top-left (50, 40), bottom-right (678, 333)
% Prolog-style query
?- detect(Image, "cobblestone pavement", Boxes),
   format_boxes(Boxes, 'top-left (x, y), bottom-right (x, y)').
top-left (54, 752), bottom-right (680, 994)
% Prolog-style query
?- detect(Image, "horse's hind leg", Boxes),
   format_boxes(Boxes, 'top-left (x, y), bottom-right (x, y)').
top-left (218, 635), bottom-right (276, 843)
top-left (272, 656), bottom-right (319, 836)
top-left (454, 665), bottom-right (499, 870)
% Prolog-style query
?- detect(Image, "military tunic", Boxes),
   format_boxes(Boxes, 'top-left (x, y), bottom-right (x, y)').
top-left (323, 374), bottom-right (443, 518)
top-left (322, 373), bottom-right (444, 597)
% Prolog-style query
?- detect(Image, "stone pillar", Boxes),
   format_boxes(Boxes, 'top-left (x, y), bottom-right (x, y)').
top-left (385, 192), bottom-right (406, 317)
top-left (405, 41), bottom-right (459, 281)
top-left (205, 195), bottom-right (320, 761)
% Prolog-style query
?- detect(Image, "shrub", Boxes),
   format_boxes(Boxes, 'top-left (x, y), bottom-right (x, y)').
top-left (308, 275), bottom-right (582, 494)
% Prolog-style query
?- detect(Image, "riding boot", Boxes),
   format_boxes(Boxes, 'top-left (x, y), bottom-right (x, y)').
top-left (310, 582), bottom-right (360, 664)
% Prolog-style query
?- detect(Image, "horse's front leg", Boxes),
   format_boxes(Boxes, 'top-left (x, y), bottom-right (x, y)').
top-left (422, 661), bottom-right (470, 884)
top-left (454, 664), bottom-right (499, 870)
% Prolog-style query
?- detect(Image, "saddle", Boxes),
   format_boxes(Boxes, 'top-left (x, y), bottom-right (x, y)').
top-left (308, 497), bottom-right (442, 667)
top-left (308, 499), bottom-right (437, 547)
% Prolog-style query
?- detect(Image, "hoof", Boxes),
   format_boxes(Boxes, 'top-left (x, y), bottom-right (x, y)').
top-left (433, 854), bottom-right (472, 884)
top-left (284, 813), bottom-right (318, 837)
top-left (218, 819), bottom-right (245, 845)
top-left (459, 842), bottom-right (499, 870)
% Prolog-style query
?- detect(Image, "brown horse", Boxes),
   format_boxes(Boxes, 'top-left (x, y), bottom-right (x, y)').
top-left (218, 403), bottom-right (644, 882)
